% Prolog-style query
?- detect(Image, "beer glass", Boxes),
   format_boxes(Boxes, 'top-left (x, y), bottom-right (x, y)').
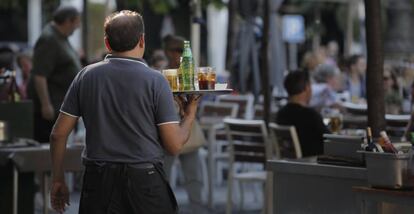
top-left (328, 110), bottom-right (343, 133)
top-left (162, 69), bottom-right (179, 91)
top-left (198, 67), bottom-right (216, 90)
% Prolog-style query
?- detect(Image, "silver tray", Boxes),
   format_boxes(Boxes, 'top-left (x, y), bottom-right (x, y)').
top-left (172, 89), bottom-right (233, 95)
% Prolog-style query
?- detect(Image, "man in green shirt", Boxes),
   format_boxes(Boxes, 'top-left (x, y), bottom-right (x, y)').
top-left (28, 6), bottom-right (81, 143)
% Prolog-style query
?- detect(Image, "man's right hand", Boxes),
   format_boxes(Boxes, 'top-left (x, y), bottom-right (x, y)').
top-left (50, 181), bottom-right (69, 213)
top-left (41, 103), bottom-right (55, 121)
top-left (174, 95), bottom-right (202, 118)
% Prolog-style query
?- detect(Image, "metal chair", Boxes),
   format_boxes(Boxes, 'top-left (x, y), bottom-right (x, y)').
top-left (342, 115), bottom-right (367, 129)
top-left (216, 94), bottom-right (255, 119)
top-left (269, 123), bottom-right (302, 159)
top-left (198, 101), bottom-right (239, 208)
top-left (198, 101), bottom-right (239, 121)
top-left (253, 104), bottom-right (278, 120)
top-left (341, 102), bottom-right (367, 116)
top-left (224, 118), bottom-right (271, 214)
top-left (385, 114), bottom-right (410, 137)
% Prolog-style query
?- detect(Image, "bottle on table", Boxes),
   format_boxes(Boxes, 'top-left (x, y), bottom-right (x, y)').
top-left (379, 131), bottom-right (398, 154)
top-left (7, 70), bottom-right (20, 102)
top-left (365, 127), bottom-right (378, 152)
top-left (178, 41), bottom-right (195, 91)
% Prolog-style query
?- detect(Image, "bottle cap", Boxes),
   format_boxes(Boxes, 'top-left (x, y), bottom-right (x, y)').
top-left (379, 131), bottom-right (388, 138)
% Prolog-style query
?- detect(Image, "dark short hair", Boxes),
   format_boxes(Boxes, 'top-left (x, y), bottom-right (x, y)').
top-left (162, 34), bottom-right (185, 52)
top-left (284, 70), bottom-right (310, 96)
top-left (53, 6), bottom-right (80, 25)
top-left (347, 54), bottom-right (363, 67)
top-left (104, 10), bottom-right (145, 52)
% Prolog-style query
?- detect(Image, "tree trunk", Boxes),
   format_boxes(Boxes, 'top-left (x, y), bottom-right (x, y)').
top-left (261, 0), bottom-right (270, 126)
top-left (225, 0), bottom-right (236, 70)
top-left (364, 0), bottom-right (385, 136)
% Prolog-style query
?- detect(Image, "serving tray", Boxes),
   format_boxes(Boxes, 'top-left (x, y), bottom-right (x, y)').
top-left (172, 89), bottom-right (233, 95)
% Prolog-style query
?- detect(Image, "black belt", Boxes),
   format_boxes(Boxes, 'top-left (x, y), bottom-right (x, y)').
top-left (84, 161), bottom-right (154, 169)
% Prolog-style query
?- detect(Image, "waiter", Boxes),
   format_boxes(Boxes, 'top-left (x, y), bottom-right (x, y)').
top-left (49, 10), bottom-right (200, 213)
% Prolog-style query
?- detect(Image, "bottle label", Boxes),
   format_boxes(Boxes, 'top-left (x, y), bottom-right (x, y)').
top-left (179, 57), bottom-right (194, 90)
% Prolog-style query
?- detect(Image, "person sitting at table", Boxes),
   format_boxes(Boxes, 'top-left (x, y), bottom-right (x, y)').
top-left (383, 66), bottom-right (403, 114)
top-left (403, 82), bottom-right (414, 142)
top-left (275, 70), bottom-right (330, 157)
top-left (310, 63), bottom-right (342, 112)
top-left (343, 54), bottom-right (367, 103)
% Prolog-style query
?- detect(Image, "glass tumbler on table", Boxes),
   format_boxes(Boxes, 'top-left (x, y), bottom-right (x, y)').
top-left (198, 67), bottom-right (216, 90)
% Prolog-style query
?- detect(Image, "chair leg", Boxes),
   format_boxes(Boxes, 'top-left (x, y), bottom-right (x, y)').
top-left (199, 148), bottom-right (209, 195)
top-left (226, 167), bottom-right (233, 214)
top-left (264, 172), bottom-right (273, 214)
top-left (216, 161), bottom-right (223, 186)
top-left (239, 181), bottom-right (244, 211)
top-left (253, 183), bottom-right (261, 202)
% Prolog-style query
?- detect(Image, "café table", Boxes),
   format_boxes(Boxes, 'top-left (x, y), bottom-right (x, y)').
top-left (353, 186), bottom-right (414, 214)
top-left (267, 158), bottom-right (367, 214)
top-left (0, 143), bottom-right (83, 214)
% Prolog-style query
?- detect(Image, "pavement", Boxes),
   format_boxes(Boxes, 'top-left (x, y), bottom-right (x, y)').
top-left (35, 182), bottom-right (263, 214)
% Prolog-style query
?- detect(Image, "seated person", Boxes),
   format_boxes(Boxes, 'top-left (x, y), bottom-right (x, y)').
top-left (343, 54), bottom-right (366, 103)
top-left (310, 63), bottom-right (341, 111)
top-left (403, 82), bottom-right (414, 142)
top-left (383, 67), bottom-right (403, 114)
top-left (276, 70), bottom-right (330, 157)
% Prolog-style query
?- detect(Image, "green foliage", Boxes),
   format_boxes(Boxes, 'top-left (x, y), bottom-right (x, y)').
top-left (141, 0), bottom-right (226, 14)
top-left (202, 0), bottom-right (226, 9)
top-left (148, 0), bottom-right (178, 14)
top-left (0, 0), bottom-right (19, 9)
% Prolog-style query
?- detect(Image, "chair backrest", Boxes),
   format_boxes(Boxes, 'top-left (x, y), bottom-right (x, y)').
top-left (224, 118), bottom-right (270, 164)
top-left (216, 94), bottom-right (254, 119)
top-left (342, 102), bottom-right (367, 116)
top-left (323, 134), bottom-right (364, 160)
top-left (269, 122), bottom-right (302, 159)
top-left (253, 104), bottom-right (278, 120)
top-left (198, 101), bottom-right (239, 122)
top-left (342, 115), bottom-right (367, 129)
top-left (385, 114), bottom-right (410, 137)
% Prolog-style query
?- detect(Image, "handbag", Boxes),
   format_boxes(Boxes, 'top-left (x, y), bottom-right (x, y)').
top-left (180, 120), bottom-right (206, 154)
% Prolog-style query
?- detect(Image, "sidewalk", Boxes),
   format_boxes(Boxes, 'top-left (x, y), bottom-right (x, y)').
top-left (37, 183), bottom-right (263, 214)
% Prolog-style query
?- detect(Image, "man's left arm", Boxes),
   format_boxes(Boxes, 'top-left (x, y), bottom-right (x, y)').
top-left (50, 113), bottom-right (78, 213)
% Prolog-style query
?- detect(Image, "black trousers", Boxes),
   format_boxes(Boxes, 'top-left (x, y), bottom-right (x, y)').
top-left (33, 112), bottom-right (55, 143)
top-left (79, 162), bottom-right (178, 214)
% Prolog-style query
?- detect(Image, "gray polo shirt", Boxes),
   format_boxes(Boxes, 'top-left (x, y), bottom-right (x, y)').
top-left (60, 55), bottom-right (179, 164)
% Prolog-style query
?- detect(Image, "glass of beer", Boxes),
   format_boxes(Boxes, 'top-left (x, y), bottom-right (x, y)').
top-left (198, 67), bottom-right (216, 90)
top-left (162, 69), bottom-right (179, 91)
top-left (328, 110), bottom-right (343, 133)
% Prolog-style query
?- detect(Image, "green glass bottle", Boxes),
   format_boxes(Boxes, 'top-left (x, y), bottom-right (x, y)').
top-left (178, 41), bottom-right (195, 90)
